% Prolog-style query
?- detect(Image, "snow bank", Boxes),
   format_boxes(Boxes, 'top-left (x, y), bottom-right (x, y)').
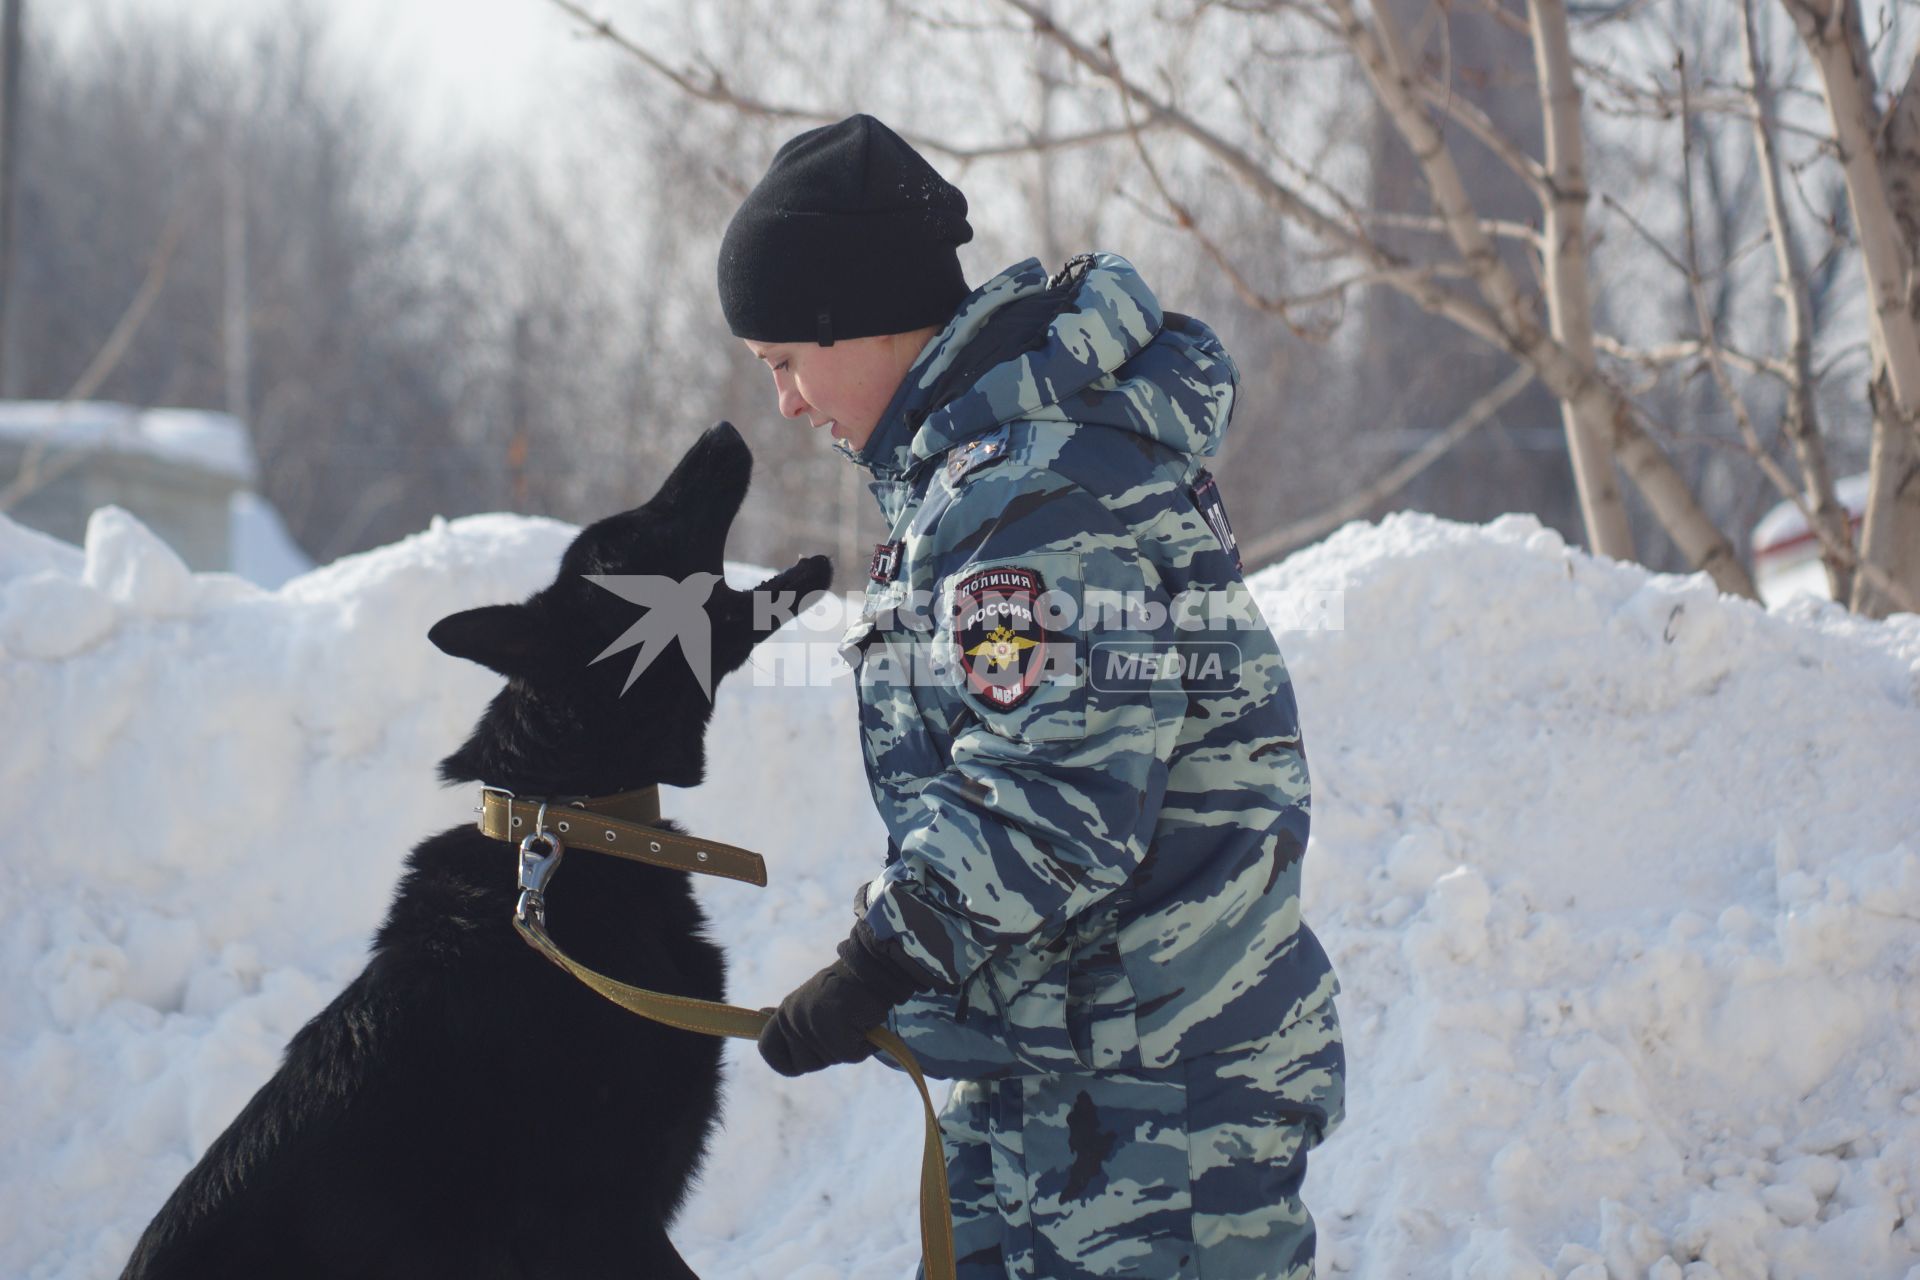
top-left (2, 504), bottom-right (1917, 1279)
top-left (1263, 513), bottom-right (1920, 1279)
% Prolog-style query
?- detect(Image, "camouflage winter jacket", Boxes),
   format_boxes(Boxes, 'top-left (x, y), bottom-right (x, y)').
top-left (838, 252), bottom-right (1338, 1079)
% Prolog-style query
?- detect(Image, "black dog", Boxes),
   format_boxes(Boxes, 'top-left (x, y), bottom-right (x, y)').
top-left (121, 422), bottom-right (831, 1279)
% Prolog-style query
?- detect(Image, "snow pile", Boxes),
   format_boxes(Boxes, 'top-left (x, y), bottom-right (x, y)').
top-left (2, 503), bottom-right (1918, 1279)
top-left (1263, 513), bottom-right (1920, 1278)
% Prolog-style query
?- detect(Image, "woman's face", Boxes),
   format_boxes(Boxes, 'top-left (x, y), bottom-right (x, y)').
top-left (742, 332), bottom-right (922, 453)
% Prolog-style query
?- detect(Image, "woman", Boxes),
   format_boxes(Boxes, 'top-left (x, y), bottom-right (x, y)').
top-left (719, 113), bottom-right (1345, 1280)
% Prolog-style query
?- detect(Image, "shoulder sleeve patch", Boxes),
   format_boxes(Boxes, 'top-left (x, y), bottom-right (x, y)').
top-left (942, 552), bottom-right (1085, 740)
top-left (953, 564), bottom-right (1056, 711)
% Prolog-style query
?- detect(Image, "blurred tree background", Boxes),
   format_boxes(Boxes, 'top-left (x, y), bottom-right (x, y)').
top-left (4, 0), bottom-right (1909, 606)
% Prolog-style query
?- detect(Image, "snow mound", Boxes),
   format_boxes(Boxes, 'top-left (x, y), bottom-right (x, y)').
top-left (1262, 511), bottom-right (1920, 1277)
top-left (2, 504), bottom-right (1917, 1278)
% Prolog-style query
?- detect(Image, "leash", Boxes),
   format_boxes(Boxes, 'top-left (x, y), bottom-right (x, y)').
top-left (477, 786), bottom-right (956, 1280)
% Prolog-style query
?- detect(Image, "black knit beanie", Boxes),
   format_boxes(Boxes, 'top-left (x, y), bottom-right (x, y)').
top-left (717, 114), bottom-right (972, 345)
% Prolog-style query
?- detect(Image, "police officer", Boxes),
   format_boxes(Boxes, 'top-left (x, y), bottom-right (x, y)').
top-left (719, 114), bottom-right (1345, 1280)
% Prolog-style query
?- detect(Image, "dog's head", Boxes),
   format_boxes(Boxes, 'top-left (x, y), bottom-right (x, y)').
top-left (429, 421), bottom-right (832, 793)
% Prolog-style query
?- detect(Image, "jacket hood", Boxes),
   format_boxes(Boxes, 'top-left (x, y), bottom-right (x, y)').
top-left (846, 252), bottom-right (1238, 480)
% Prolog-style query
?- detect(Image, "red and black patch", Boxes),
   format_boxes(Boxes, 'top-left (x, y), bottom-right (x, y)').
top-left (952, 565), bottom-right (1060, 711)
top-left (868, 540), bottom-right (902, 584)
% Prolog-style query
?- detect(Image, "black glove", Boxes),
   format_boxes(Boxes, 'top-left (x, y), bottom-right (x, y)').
top-left (757, 923), bottom-right (932, 1078)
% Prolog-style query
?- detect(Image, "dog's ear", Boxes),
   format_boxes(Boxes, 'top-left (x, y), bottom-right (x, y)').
top-left (428, 604), bottom-right (546, 676)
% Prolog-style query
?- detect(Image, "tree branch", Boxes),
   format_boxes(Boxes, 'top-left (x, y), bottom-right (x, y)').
top-left (1415, 76), bottom-right (1553, 205)
top-left (0, 206), bottom-right (190, 514)
top-left (1741, 0), bottom-right (1852, 602)
top-left (1241, 363), bottom-right (1537, 565)
top-left (1327, 0), bottom-right (1751, 591)
top-left (1778, 0), bottom-right (1920, 431)
top-left (1680, 46), bottom-right (1912, 613)
top-left (998, 0), bottom-right (1517, 346)
top-left (1356, 207), bottom-right (1544, 247)
top-left (1001, 0), bottom-right (1751, 592)
top-left (1592, 333), bottom-right (1791, 382)
top-left (542, 0), bottom-right (1164, 161)
top-left (1113, 64), bottom-right (1334, 339)
top-left (1111, 38), bottom-right (1469, 339)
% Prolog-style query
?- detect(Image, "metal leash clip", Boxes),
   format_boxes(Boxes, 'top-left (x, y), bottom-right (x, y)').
top-left (515, 800), bottom-right (565, 929)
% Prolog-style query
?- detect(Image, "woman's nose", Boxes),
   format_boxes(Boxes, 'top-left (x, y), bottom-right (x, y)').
top-left (773, 372), bottom-right (808, 419)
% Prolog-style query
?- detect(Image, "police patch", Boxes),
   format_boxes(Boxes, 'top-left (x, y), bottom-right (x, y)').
top-left (951, 565), bottom-right (1061, 712)
top-left (868, 540), bottom-right (902, 584)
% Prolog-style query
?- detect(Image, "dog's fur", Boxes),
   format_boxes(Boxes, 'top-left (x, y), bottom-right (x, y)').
top-left (120, 423), bottom-right (831, 1279)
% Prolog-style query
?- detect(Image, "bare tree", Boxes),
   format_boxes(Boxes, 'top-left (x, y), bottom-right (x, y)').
top-left (32, 0), bottom-right (1861, 605)
top-left (541, 0), bottom-right (1508, 575)
top-left (0, 202), bottom-right (187, 513)
top-left (0, 0), bottom-right (22, 396)
top-left (571, 0), bottom-right (1920, 613)
top-left (1766, 0), bottom-right (1920, 616)
top-left (1015, 0), bottom-right (1758, 593)
top-left (9, 3), bottom-right (511, 558)
top-left (546, 0), bottom-right (1808, 596)
top-left (1740, 0), bottom-right (1850, 602)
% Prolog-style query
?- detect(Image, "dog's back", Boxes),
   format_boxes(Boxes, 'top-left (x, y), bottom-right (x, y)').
top-left (121, 826), bottom-right (726, 1280)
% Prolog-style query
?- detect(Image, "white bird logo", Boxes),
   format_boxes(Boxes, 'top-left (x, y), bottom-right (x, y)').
top-left (584, 572), bottom-right (724, 699)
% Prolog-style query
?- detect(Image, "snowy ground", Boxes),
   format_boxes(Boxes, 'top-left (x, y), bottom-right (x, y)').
top-left (2, 503), bottom-right (1917, 1279)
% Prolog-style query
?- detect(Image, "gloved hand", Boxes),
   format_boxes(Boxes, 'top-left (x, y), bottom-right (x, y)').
top-left (757, 923), bottom-right (930, 1078)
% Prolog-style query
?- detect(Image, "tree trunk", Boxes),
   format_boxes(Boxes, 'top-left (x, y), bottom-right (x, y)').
top-left (1742, 0), bottom-right (1853, 603)
top-left (1781, 0), bottom-right (1920, 615)
top-left (1330, 0), bottom-right (1754, 594)
top-left (1857, 368), bottom-right (1920, 615)
top-left (1528, 0), bottom-right (1636, 562)
top-left (223, 133), bottom-right (252, 425)
top-left (0, 0), bottom-right (24, 397)
top-left (1855, 47), bottom-right (1920, 616)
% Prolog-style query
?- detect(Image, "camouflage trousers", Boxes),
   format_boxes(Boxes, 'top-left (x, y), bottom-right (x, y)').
top-left (915, 998), bottom-right (1345, 1280)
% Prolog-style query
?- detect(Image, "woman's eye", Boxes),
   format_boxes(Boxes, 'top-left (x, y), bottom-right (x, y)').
top-left (773, 360), bottom-right (789, 373)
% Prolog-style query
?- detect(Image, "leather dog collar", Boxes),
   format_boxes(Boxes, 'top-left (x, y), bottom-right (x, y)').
top-left (476, 785), bottom-right (768, 887)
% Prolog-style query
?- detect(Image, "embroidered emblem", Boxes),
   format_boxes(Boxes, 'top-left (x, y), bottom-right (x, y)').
top-left (944, 425), bottom-right (1011, 484)
top-left (868, 540), bottom-right (902, 584)
top-left (1189, 469), bottom-right (1243, 573)
top-left (952, 565), bottom-right (1060, 711)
